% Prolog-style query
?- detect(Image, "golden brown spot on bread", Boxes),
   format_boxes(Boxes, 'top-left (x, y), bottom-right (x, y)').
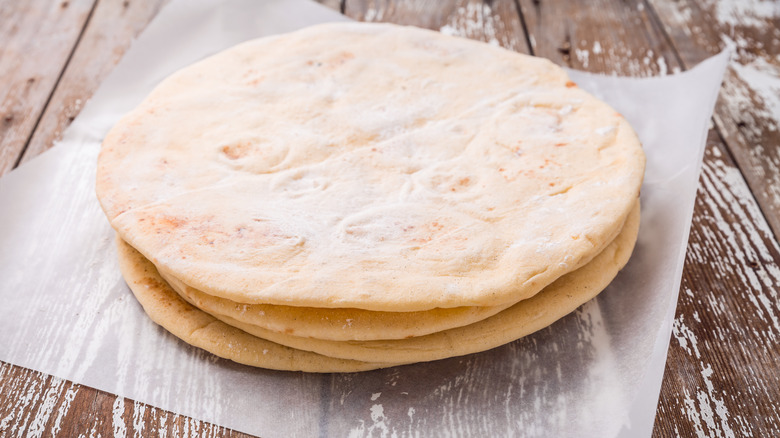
top-left (144, 277), bottom-right (167, 291)
top-left (409, 221), bottom-right (446, 244)
top-left (155, 215), bottom-right (187, 229)
top-left (565, 81), bottom-right (577, 88)
top-left (246, 76), bottom-right (265, 86)
top-left (221, 141), bottom-right (253, 160)
top-left (346, 131), bottom-right (379, 147)
top-left (325, 51), bottom-right (355, 68)
top-left (541, 158), bottom-right (561, 168)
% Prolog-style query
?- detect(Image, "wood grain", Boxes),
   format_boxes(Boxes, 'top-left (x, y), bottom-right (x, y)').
top-left (0, 362), bottom-right (253, 437)
top-left (0, 0), bottom-right (96, 177)
top-left (344, 0), bottom-right (529, 54)
top-left (0, 0), bottom-right (187, 436)
top-left (517, 0), bottom-right (678, 74)
top-left (18, 0), bottom-right (168, 166)
top-left (648, 0), bottom-right (780, 241)
top-left (654, 130), bottom-right (780, 437)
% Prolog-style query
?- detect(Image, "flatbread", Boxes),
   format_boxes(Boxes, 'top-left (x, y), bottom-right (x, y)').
top-left (97, 22), bottom-right (645, 311)
top-left (157, 199), bottom-right (636, 342)
top-left (118, 201), bottom-right (638, 366)
top-left (116, 236), bottom-right (402, 372)
top-left (158, 269), bottom-right (512, 341)
top-left (174, 201), bottom-right (639, 362)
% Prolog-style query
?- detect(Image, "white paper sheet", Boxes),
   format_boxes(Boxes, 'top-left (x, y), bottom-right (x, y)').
top-left (0, 0), bottom-right (728, 436)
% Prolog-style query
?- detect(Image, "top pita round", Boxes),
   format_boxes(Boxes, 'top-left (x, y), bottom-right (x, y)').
top-left (97, 22), bottom-right (645, 311)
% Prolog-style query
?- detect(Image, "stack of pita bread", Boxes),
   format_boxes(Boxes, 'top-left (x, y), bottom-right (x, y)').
top-left (96, 23), bottom-right (644, 372)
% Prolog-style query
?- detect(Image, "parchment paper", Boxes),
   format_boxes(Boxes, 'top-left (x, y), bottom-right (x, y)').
top-left (0, 0), bottom-right (728, 436)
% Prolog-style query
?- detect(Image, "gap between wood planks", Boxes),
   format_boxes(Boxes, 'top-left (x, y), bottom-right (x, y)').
top-left (10, 0), bottom-right (99, 171)
top-left (639, 0), bottom-right (780, 244)
top-left (512, 0), bottom-right (535, 55)
top-left (637, 0), bottom-right (752, 191)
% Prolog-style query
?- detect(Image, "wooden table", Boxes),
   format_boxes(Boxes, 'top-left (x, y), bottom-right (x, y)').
top-left (1, 1), bottom-right (778, 436)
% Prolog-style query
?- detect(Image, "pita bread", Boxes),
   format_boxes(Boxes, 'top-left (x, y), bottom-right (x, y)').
top-left (157, 199), bottom-right (637, 342)
top-left (117, 201), bottom-right (638, 367)
top-left (97, 22), bottom-right (645, 312)
top-left (201, 202), bottom-right (639, 363)
top-left (116, 236), bottom-right (402, 372)
top-left (158, 269), bottom-right (512, 341)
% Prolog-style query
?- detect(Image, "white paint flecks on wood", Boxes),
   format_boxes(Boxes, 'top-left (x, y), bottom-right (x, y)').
top-left (702, 0), bottom-right (780, 29)
top-left (346, 0), bottom-right (530, 54)
top-left (19, 0), bottom-right (168, 166)
top-left (698, 146), bottom-right (780, 340)
top-left (517, 0), bottom-right (679, 75)
top-left (672, 315), bottom-right (741, 438)
top-left (648, 0), bottom-right (780, 242)
top-left (658, 132), bottom-right (780, 437)
top-left (112, 397), bottom-right (127, 438)
top-left (0, 0), bottom-right (96, 177)
top-left (437, 1), bottom-right (523, 51)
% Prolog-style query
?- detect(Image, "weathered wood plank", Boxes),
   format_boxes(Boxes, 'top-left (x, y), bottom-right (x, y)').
top-left (514, 1), bottom-right (780, 437)
top-left (518, 0), bottom-right (678, 74)
top-left (344, 0), bottom-right (530, 54)
top-left (0, 361), bottom-right (254, 437)
top-left (0, 0), bottom-right (96, 177)
top-left (19, 0), bottom-right (168, 166)
top-left (0, 0), bottom-right (178, 436)
top-left (654, 131), bottom-right (780, 437)
top-left (0, 362), bottom-right (75, 436)
top-left (647, 0), bottom-right (780, 241)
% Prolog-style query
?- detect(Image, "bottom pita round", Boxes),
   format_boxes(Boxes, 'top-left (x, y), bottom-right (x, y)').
top-left (116, 237), bottom-right (402, 372)
top-left (118, 201), bottom-right (639, 369)
top-left (158, 269), bottom-right (513, 341)
top-left (176, 201), bottom-right (640, 363)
